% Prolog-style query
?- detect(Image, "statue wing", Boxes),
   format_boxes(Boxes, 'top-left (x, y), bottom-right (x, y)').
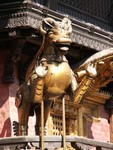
top-left (73, 48), bottom-right (113, 105)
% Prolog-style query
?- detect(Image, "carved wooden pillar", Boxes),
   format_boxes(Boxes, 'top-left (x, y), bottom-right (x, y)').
top-left (11, 38), bottom-right (25, 63)
top-left (78, 107), bottom-right (84, 136)
top-left (2, 38), bottom-right (25, 84)
top-left (2, 56), bottom-right (15, 84)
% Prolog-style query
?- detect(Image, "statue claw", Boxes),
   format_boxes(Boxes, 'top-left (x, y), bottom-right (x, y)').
top-left (36, 65), bottom-right (48, 77)
top-left (86, 62), bottom-right (97, 78)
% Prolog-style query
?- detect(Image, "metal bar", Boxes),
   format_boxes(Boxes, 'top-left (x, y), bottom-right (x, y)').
top-left (62, 96), bottom-right (66, 150)
top-left (41, 99), bottom-right (44, 150)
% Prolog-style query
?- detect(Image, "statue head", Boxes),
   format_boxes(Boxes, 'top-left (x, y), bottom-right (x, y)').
top-left (39, 17), bottom-right (72, 53)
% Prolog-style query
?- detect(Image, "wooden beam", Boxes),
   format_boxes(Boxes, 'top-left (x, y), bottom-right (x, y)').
top-left (44, 0), bottom-right (58, 10)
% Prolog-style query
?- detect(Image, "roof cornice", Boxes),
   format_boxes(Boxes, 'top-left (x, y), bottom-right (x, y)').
top-left (0, 1), bottom-right (113, 51)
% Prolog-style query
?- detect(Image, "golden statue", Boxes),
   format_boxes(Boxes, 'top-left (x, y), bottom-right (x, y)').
top-left (14, 17), bottom-right (97, 149)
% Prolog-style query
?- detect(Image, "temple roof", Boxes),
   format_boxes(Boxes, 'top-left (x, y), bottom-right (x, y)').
top-left (0, 0), bottom-right (113, 52)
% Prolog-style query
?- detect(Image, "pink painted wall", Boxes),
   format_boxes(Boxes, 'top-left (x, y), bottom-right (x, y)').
top-left (87, 106), bottom-right (110, 142)
top-left (0, 52), bottom-right (11, 137)
top-left (0, 52), bottom-right (35, 137)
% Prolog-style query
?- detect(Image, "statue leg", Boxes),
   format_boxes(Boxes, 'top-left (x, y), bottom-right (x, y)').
top-left (15, 85), bottom-right (32, 136)
top-left (35, 100), bottom-right (53, 135)
top-left (18, 102), bottom-right (32, 135)
top-left (35, 105), bottom-right (41, 135)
